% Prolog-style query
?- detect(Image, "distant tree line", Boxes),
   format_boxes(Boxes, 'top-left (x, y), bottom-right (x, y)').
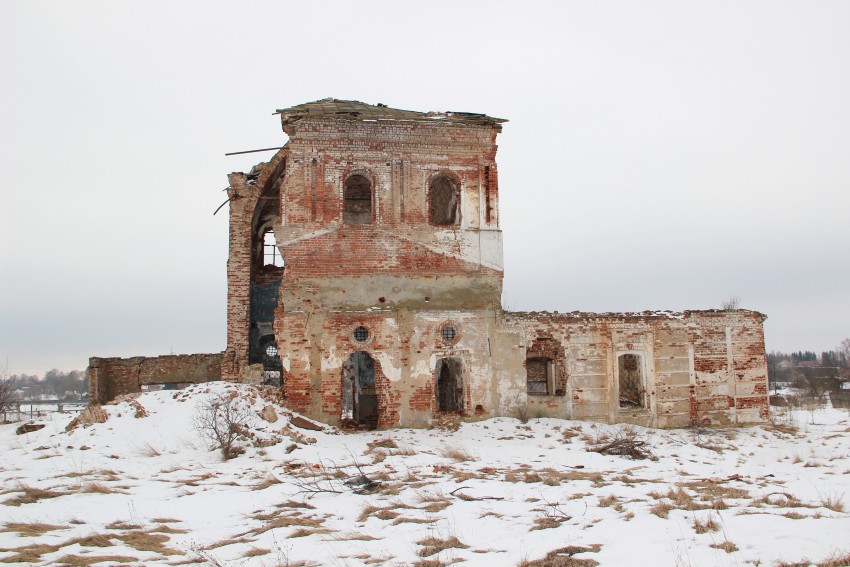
top-left (767, 338), bottom-right (850, 390)
top-left (5, 369), bottom-right (87, 401)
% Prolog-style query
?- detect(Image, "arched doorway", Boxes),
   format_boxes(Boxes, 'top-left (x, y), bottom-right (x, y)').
top-left (341, 351), bottom-right (378, 429)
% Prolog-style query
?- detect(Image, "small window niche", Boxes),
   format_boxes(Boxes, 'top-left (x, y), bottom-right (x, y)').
top-left (429, 174), bottom-right (459, 226)
top-left (344, 174), bottom-right (373, 225)
top-left (263, 230), bottom-right (284, 267)
top-left (618, 354), bottom-right (646, 409)
top-left (526, 357), bottom-right (553, 395)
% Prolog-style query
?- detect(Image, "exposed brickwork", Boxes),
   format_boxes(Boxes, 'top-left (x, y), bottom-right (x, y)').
top-left (88, 353), bottom-right (222, 403)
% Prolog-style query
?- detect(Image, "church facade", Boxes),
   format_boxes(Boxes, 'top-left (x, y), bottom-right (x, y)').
top-left (218, 99), bottom-right (769, 429)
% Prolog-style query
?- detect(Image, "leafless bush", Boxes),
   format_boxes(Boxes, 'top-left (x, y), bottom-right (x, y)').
top-left (0, 370), bottom-right (20, 423)
top-left (193, 391), bottom-right (255, 460)
top-left (719, 296), bottom-right (741, 310)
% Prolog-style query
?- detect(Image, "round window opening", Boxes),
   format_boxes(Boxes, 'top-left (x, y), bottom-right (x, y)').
top-left (265, 344), bottom-right (278, 358)
top-left (353, 326), bottom-right (369, 342)
top-left (441, 325), bottom-right (457, 343)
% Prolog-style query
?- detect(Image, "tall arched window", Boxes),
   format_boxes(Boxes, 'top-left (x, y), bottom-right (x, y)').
top-left (429, 175), bottom-right (459, 226)
top-left (344, 174), bottom-right (372, 224)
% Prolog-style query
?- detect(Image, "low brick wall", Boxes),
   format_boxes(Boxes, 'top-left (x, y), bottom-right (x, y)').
top-left (88, 353), bottom-right (223, 403)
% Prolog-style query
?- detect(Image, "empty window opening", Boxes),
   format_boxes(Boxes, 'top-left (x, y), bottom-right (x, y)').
top-left (341, 351), bottom-right (378, 429)
top-left (618, 354), bottom-right (645, 408)
top-left (263, 230), bottom-right (284, 267)
top-left (527, 357), bottom-right (552, 395)
top-left (429, 175), bottom-right (459, 226)
top-left (435, 358), bottom-right (463, 412)
top-left (344, 174), bottom-right (372, 224)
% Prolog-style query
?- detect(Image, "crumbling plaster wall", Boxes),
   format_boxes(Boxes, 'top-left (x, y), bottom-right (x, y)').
top-left (279, 308), bottom-right (500, 428)
top-left (501, 310), bottom-right (768, 427)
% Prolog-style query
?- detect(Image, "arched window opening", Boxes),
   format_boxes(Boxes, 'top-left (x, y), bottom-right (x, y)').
top-left (429, 175), bottom-right (459, 226)
top-left (526, 357), bottom-right (553, 395)
top-left (344, 174), bottom-right (372, 224)
top-left (341, 351), bottom-right (378, 429)
top-left (263, 230), bottom-right (284, 267)
top-left (435, 358), bottom-right (463, 412)
top-left (618, 354), bottom-right (645, 408)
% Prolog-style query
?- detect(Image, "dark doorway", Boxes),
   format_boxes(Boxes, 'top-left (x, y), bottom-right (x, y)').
top-left (343, 174), bottom-right (372, 225)
top-left (435, 358), bottom-right (463, 412)
top-left (342, 351), bottom-right (378, 429)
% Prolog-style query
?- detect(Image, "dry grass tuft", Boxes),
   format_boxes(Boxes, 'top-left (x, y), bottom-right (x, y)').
top-left (392, 516), bottom-right (439, 525)
top-left (2, 483), bottom-right (66, 506)
top-left (139, 442), bottom-right (162, 457)
top-left (202, 536), bottom-right (256, 550)
top-left (69, 533), bottom-right (113, 547)
top-left (105, 520), bottom-right (141, 530)
top-left (518, 544), bottom-right (602, 566)
top-left (709, 540), bottom-right (738, 553)
top-left (116, 530), bottom-right (182, 555)
top-left (54, 554), bottom-right (139, 566)
top-left (0, 522), bottom-right (66, 536)
top-left (438, 445), bottom-right (476, 462)
top-left (150, 523), bottom-right (189, 534)
top-left (252, 514), bottom-right (324, 535)
top-left (0, 543), bottom-right (57, 563)
top-left (666, 486), bottom-right (694, 508)
top-left (81, 482), bottom-right (121, 494)
top-left (819, 492), bottom-right (845, 513)
top-left (692, 515), bottom-right (720, 534)
top-left (289, 527), bottom-right (334, 538)
top-left (530, 517), bottom-right (563, 531)
top-left (416, 536), bottom-right (468, 557)
top-left (326, 531), bottom-right (381, 541)
top-left (242, 547), bottom-right (271, 558)
top-left (276, 499), bottom-right (316, 510)
top-left (650, 501), bottom-right (675, 519)
top-left (597, 494), bottom-right (618, 508)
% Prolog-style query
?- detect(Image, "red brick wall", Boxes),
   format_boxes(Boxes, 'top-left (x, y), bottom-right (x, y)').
top-left (88, 353), bottom-right (222, 403)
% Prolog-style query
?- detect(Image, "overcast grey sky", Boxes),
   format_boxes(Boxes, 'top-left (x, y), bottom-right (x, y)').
top-left (1, 1), bottom-right (848, 375)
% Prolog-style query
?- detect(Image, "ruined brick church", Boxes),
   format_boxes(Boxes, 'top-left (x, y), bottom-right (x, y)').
top-left (89, 99), bottom-right (770, 429)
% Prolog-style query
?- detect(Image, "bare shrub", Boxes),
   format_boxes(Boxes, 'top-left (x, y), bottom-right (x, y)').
top-left (719, 296), bottom-right (741, 310)
top-left (193, 390), bottom-right (255, 460)
top-left (0, 370), bottom-right (20, 422)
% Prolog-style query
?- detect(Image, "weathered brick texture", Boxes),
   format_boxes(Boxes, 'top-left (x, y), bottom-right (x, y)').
top-left (88, 353), bottom-right (222, 403)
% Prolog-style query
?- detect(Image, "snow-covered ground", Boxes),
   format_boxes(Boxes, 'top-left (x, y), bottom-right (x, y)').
top-left (1, 383), bottom-right (848, 567)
